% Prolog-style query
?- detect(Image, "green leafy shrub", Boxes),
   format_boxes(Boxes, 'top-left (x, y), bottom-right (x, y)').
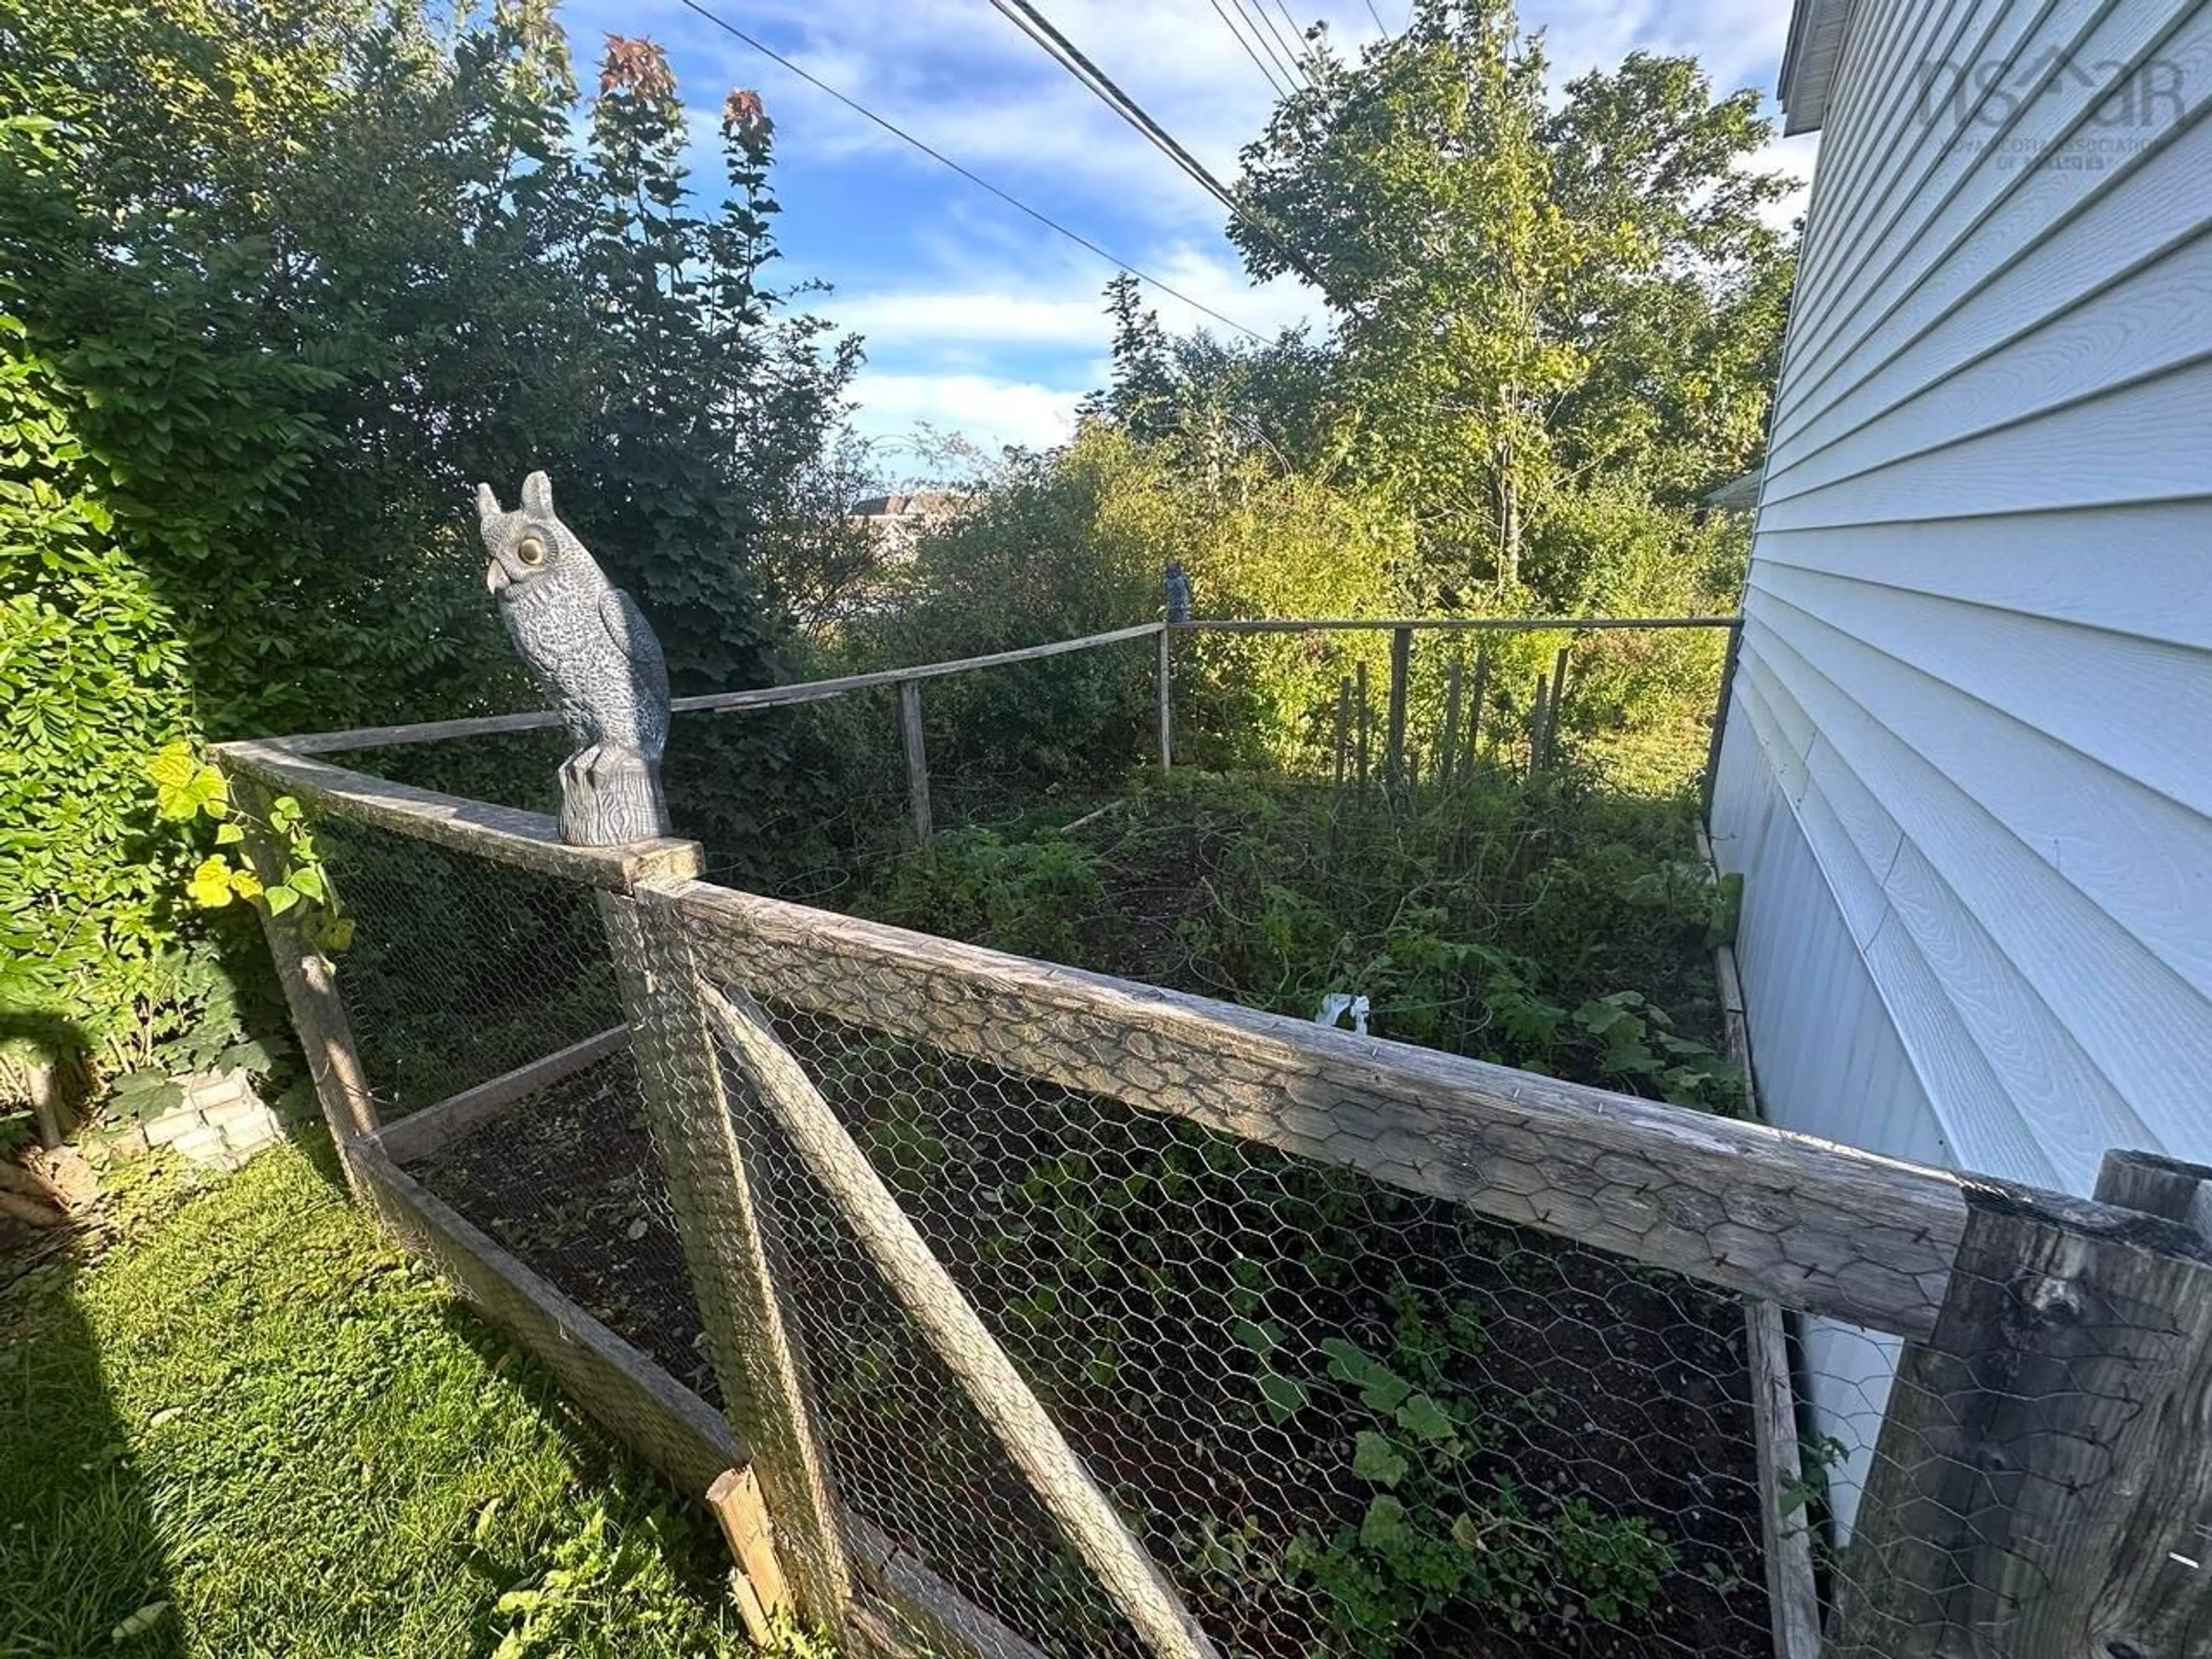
top-left (870, 830), bottom-right (1104, 962)
top-left (1, 5), bottom-right (854, 1105)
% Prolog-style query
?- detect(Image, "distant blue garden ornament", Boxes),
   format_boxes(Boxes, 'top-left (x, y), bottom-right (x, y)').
top-left (476, 471), bottom-right (672, 846)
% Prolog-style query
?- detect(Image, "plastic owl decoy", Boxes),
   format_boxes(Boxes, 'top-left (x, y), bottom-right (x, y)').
top-left (476, 471), bottom-right (672, 846)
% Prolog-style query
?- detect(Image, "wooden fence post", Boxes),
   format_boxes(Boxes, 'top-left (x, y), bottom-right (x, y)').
top-left (1155, 626), bottom-right (1173, 771)
top-left (700, 980), bottom-right (1222, 1659)
top-left (1544, 646), bottom-right (1570, 770)
top-left (1466, 643), bottom-right (1491, 770)
top-left (898, 677), bottom-right (933, 844)
top-left (1384, 624), bottom-right (1411, 789)
top-left (1702, 623), bottom-right (1744, 816)
top-left (1527, 673), bottom-right (1551, 779)
top-left (1332, 676), bottom-right (1351, 794)
top-left (230, 779), bottom-right (380, 1193)
top-left (1438, 658), bottom-right (1463, 787)
top-left (1354, 660), bottom-right (1371, 800)
top-left (607, 877), bottom-right (854, 1634)
top-left (1826, 1164), bottom-right (2212, 1658)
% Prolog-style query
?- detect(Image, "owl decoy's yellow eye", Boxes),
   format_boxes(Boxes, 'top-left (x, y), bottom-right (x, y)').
top-left (516, 536), bottom-right (548, 568)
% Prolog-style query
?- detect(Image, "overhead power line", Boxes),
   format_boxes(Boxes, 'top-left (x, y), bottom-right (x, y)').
top-left (668, 0), bottom-right (1266, 340)
top-left (987, 0), bottom-right (1339, 302)
top-left (1237, 0), bottom-right (1309, 86)
top-left (1204, 0), bottom-right (1290, 97)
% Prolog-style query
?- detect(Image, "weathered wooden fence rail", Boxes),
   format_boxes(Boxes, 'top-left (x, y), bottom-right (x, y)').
top-left (213, 611), bottom-right (2212, 1659)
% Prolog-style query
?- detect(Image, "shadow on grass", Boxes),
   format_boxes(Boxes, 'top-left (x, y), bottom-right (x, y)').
top-left (0, 1245), bottom-right (181, 1659)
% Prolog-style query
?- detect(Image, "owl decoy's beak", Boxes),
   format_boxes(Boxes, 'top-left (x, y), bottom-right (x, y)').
top-left (486, 560), bottom-right (510, 594)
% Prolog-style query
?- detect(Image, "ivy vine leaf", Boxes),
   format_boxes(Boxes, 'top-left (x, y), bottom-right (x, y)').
top-left (214, 821), bottom-right (245, 844)
top-left (1229, 1316), bottom-right (1282, 1357)
top-left (1359, 1494), bottom-right (1413, 1551)
top-left (147, 744), bottom-right (197, 790)
top-left (1321, 1337), bottom-right (1413, 1413)
top-left (1256, 1370), bottom-right (1309, 1425)
top-left (1351, 1429), bottom-right (1409, 1488)
top-left (1394, 1391), bottom-right (1456, 1444)
top-left (150, 743), bottom-right (230, 822)
top-left (186, 857), bottom-right (237, 908)
top-left (268, 796), bottom-right (305, 834)
top-left (288, 865), bottom-right (327, 905)
top-left (263, 884), bottom-right (299, 915)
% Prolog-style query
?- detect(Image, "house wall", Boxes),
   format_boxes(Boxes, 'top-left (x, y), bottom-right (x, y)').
top-left (1717, 0), bottom-right (2212, 1531)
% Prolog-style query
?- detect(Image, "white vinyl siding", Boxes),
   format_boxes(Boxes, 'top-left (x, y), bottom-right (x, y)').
top-left (1715, 0), bottom-right (2212, 1538)
top-left (1718, 0), bottom-right (2212, 1206)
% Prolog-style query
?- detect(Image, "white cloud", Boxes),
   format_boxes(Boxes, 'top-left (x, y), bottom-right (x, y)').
top-left (846, 370), bottom-right (1085, 451)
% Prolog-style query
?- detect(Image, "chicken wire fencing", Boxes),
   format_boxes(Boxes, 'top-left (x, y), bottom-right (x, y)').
top-left (293, 800), bottom-right (718, 1400)
top-left (222, 612), bottom-right (2212, 1659)
top-left (630, 881), bottom-right (2212, 1659)
top-left (707, 994), bottom-right (1772, 1659)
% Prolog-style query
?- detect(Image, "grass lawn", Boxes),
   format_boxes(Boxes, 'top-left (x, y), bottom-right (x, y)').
top-left (0, 1137), bottom-right (752, 1658)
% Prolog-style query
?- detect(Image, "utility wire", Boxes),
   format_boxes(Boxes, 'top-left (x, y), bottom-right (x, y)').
top-left (1273, 0), bottom-right (1323, 58)
top-left (669, 0), bottom-right (1266, 340)
top-left (1238, 0), bottom-right (1309, 86)
top-left (989, 0), bottom-right (1243, 222)
top-left (987, 0), bottom-right (1340, 301)
top-left (1204, 0), bottom-right (1290, 97)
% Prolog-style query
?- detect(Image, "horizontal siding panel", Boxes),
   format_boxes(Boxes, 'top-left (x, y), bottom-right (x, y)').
top-left (1711, 726), bottom-right (1950, 1541)
top-left (1777, 0), bottom-right (2212, 433)
top-left (1729, 0), bottom-right (2212, 1524)
top-left (1786, 0), bottom-right (1980, 333)
top-left (1769, 113), bottom-right (2212, 477)
top-left (1751, 582), bottom-right (2212, 1000)
top-left (1727, 647), bottom-right (2051, 1183)
top-left (1750, 597), bottom-right (2212, 1180)
top-left (1755, 562), bottom-right (2212, 817)
top-left (1760, 354), bottom-right (2212, 528)
top-left (1756, 503), bottom-right (2212, 652)
top-left (1764, 230), bottom-right (2212, 499)
top-left (1782, 0), bottom-right (2069, 363)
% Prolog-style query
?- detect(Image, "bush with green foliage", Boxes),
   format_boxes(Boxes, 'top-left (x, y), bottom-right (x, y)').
top-left (0, 1), bottom-right (855, 1107)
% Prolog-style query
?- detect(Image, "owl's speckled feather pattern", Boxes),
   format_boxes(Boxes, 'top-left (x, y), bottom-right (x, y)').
top-left (476, 471), bottom-right (669, 764)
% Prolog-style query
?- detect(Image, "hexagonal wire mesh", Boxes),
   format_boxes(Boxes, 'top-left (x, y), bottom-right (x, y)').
top-left (659, 901), bottom-right (2212, 1659)
top-left (298, 791), bottom-right (717, 1395)
top-left (713, 995), bottom-right (1772, 1659)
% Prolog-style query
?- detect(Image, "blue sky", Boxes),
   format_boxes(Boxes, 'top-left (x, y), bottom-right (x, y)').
top-left (554, 0), bottom-right (1819, 467)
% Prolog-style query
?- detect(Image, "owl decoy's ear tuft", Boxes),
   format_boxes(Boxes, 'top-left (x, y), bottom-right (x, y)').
top-left (521, 471), bottom-right (555, 517)
top-left (476, 483), bottom-right (502, 528)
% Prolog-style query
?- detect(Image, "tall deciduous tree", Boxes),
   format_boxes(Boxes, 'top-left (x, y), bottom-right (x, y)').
top-left (1228, 0), bottom-right (1795, 605)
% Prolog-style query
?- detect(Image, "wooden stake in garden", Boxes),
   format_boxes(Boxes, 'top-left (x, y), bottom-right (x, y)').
top-left (1332, 676), bottom-right (1352, 796)
top-left (1438, 657), bottom-right (1464, 789)
top-left (899, 678), bottom-right (933, 845)
top-left (1384, 624), bottom-right (1412, 792)
top-left (1354, 660), bottom-right (1371, 801)
top-left (1528, 673), bottom-right (1551, 781)
top-left (1544, 646), bottom-right (1571, 771)
top-left (1466, 642), bottom-right (1491, 771)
